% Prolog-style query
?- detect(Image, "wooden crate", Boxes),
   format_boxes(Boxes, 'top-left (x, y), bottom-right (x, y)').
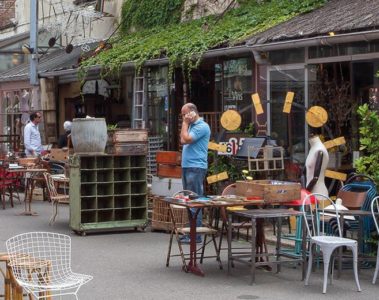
top-left (157, 164), bottom-right (182, 178)
top-left (110, 143), bottom-right (148, 155)
top-left (156, 151), bottom-right (181, 165)
top-left (151, 197), bottom-right (188, 231)
top-left (112, 129), bottom-right (148, 143)
top-left (236, 180), bottom-right (301, 203)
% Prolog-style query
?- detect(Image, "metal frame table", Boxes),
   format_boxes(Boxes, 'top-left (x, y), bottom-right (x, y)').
top-left (7, 168), bottom-right (47, 216)
top-left (227, 208), bottom-right (305, 285)
top-left (324, 209), bottom-right (378, 278)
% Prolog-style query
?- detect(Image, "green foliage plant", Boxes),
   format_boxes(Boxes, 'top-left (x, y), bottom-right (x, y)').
top-left (121, 0), bottom-right (184, 33)
top-left (80, 0), bottom-right (326, 79)
top-left (354, 104), bottom-right (379, 185)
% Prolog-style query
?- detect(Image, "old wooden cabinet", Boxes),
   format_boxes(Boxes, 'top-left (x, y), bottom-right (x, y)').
top-left (69, 154), bottom-right (147, 235)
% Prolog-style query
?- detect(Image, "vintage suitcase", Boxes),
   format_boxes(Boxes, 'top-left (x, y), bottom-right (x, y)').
top-left (236, 180), bottom-right (301, 203)
top-left (156, 151), bottom-right (181, 165)
top-left (151, 176), bottom-right (183, 196)
top-left (157, 164), bottom-right (182, 178)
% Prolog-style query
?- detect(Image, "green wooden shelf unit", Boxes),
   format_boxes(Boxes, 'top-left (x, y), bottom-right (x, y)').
top-left (69, 154), bottom-right (147, 235)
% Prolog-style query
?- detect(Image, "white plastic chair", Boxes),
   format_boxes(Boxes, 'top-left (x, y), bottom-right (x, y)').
top-left (6, 232), bottom-right (93, 299)
top-left (370, 196), bottom-right (379, 284)
top-left (302, 193), bottom-right (361, 294)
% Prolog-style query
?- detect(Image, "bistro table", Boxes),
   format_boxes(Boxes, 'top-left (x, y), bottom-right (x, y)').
top-left (7, 167), bottom-right (47, 216)
top-left (163, 196), bottom-right (260, 276)
top-left (227, 208), bottom-right (305, 285)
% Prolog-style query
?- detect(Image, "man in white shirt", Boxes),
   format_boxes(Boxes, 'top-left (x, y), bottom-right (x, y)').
top-left (24, 112), bottom-right (42, 157)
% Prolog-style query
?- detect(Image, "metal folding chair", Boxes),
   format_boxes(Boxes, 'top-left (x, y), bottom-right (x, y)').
top-left (166, 190), bottom-right (222, 271)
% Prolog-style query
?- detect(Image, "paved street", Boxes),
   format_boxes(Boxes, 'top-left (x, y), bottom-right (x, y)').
top-left (0, 199), bottom-right (377, 300)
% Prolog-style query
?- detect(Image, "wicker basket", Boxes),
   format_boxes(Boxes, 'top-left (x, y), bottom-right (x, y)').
top-left (151, 197), bottom-right (188, 232)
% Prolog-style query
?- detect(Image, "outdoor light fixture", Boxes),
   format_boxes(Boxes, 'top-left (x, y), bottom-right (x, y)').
top-left (65, 44), bottom-right (74, 54)
top-left (22, 44), bottom-right (34, 54)
top-left (48, 37), bottom-right (56, 47)
top-left (328, 32), bottom-right (335, 36)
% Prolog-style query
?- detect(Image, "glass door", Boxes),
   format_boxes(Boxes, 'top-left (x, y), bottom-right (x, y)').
top-left (267, 65), bottom-right (307, 163)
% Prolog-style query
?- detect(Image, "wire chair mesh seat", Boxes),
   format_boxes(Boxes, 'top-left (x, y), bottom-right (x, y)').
top-left (6, 232), bottom-right (93, 299)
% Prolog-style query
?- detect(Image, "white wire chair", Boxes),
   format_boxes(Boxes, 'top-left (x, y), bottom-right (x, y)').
top-left (302, 193), bottom-right (361, 294)
top-left (6, 232), bottom-right (93, 299)
top-left (370, 196), bottom-right (379, 284)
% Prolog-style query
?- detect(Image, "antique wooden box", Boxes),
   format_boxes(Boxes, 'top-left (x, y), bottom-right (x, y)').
top-left (156, 151), bottom-right (181, 165)
top-left (236, 180), bottom-right (301, 203)
top-left (157, 164), bottom-right (182, 178)
top-left (111, 129), bottom-right (148, 143)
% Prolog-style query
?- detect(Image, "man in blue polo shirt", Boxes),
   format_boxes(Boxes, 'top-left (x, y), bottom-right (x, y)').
top-left (180, 103), bottom-right (210, 243)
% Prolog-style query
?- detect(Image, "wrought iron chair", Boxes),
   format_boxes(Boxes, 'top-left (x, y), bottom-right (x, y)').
top-left (43, 172), bottom-right (69, 225)
top-left (166, 190), bottom-right (221, 271)
top-left (302, 193), bottom-right (361, 294)
top-left (370, 196), bottom-right (379, 284)
top-left (6, 232), bottom-right (93, 300)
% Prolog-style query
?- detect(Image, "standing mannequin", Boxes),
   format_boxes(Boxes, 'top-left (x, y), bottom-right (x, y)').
top-left (305, 135), bottom-right (329, 196)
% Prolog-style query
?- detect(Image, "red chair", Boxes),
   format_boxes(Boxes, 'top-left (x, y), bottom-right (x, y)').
top-left (0, 167), bottom-right (14, 209)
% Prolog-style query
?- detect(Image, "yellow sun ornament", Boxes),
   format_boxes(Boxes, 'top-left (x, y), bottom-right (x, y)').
top-left (306, 106), bottom-right (328, 128)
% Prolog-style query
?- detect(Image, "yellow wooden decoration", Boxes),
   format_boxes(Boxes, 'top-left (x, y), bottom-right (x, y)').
top-left (283, 92), bottom-right (294, 113)
top-left (208, 141), bottom-right (227, 152)
top-left (226, 206), bottom-right (247, 211)
top-left (207, 171), bottom-right (229, 184)
top-left (306, 106), bottom-right (328, 128)
top-left (220, 110), bottom-right (242, 131)
top-left (323, 137), bottom-right (346, 149)
top-left (251, 93), bottom-right (264, 115)
top-left (325, 170), bottom-right (347, 181)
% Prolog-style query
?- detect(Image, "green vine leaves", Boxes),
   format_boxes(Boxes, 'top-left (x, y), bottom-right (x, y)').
top-left (79, 0), bottom-right (326, 80)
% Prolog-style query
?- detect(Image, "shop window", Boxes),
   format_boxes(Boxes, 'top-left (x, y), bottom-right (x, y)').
top-left (269, 48), bottom-right (304, 65)
top-left (219, 57), bottom-right (253, 131)
top-left (309, 39), bottom-right (379, 59)
top-left (146, 66), bottom-right (169, 147)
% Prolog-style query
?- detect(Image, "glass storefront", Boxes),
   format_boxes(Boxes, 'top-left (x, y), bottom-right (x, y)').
top-left (214, 57), bottom-right (254, 131)
top-left (146, 66), bottom-right (170, 148)
top-left (268, 66), bottom-right (306, 163)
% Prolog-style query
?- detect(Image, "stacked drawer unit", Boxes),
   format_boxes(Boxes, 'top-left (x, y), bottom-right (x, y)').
top-left (69, 154), bottom-right (147, 235)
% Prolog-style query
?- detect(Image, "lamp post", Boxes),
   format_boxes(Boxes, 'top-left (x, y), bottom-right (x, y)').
top-left (29, 0), bottom-right (38, 86)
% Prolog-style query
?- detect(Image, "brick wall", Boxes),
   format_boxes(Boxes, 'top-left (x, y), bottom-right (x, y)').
top-left (0, 0), bottom-right (16, 30)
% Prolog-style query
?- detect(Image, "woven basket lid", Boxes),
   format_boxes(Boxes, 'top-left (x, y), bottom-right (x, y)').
top-left (220, 110), bottom-right (241, 131)
top-left (306, 106), bottom-right (328, 128)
